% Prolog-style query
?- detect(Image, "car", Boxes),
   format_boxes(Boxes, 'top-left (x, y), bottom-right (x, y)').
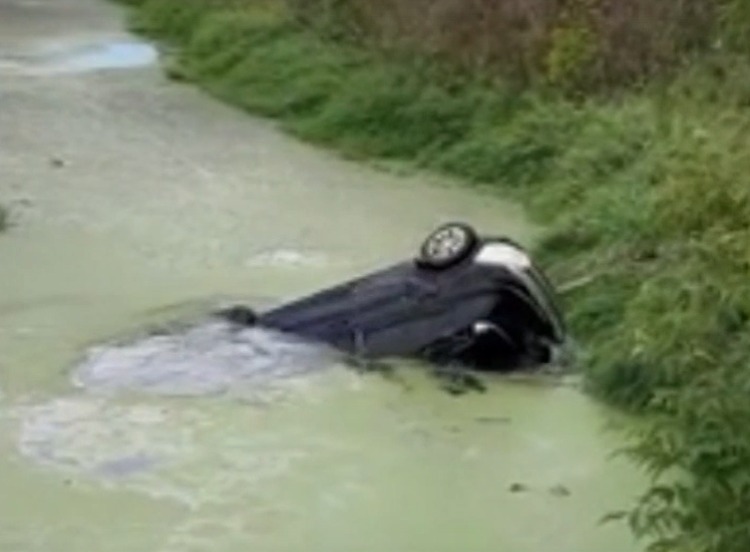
top-left (218, 223), bottom-right (567, 371)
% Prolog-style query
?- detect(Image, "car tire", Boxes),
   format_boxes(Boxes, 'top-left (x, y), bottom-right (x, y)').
top-left (415, 222), bottom-right (478, 270)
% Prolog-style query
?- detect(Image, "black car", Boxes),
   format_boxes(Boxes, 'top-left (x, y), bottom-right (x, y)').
top-left (219, 223), bottom-right (566, 371)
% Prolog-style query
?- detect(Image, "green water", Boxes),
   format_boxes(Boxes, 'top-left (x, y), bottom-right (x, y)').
top-left (0, 0), bottom-right (641, 550)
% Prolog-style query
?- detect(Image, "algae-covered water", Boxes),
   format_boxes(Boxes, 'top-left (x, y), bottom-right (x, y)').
top-left (0, 0), bottom-right (641, 550)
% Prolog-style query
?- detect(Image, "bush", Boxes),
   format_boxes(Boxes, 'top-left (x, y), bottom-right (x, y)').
top-left (624, 361), bottom-right (750, 552)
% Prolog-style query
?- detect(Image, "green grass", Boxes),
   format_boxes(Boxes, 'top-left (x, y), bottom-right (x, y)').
top-left (123, 1), bottom-right (750, 549)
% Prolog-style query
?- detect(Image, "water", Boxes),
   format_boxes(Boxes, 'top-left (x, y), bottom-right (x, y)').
top-left (0, 40), bottom-right (156, 75)
top-left (0, 0), bottom-right (642, 550)
top-left (72, 321), bottom-right (341, 397)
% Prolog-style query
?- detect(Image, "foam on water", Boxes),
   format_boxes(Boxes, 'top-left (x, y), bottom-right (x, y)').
top-left (72, 320), bottom-right (339, 397)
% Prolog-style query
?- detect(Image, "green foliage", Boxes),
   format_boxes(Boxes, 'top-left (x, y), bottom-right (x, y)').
top-left (436, 100), bottom-right (585, 185)
top-left (623, 361), bottom-right (750, 552)
top-left (0, 204), bottom-right (7, 232)
top-left (545, 23), bottom-right (597, 89)
top-left (720, 0), bottom-right (750, 53)
top-left (130, 0), bottom-right (208, 40)
top-left (292, 66), bottom-right (477, 158)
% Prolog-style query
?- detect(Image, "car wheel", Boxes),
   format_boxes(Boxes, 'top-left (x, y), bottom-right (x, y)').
top-left (416, 222), bottom-right (478, 270)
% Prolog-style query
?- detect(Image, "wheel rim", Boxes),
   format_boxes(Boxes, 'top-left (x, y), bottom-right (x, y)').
top-left (425, 226), bottom-right (469, 261)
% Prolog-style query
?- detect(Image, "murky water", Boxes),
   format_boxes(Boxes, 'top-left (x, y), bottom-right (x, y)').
top-left (0, 0), bottom-right (642, 550)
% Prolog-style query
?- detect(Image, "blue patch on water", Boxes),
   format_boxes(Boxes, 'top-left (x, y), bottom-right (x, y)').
top-left (53, 41), bottom-right (157, 73)
top-left (94, 453), bottom-right (159, 479)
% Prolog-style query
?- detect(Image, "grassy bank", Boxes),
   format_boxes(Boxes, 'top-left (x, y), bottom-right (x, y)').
top-left (124, 1), bottom-right (750, 549)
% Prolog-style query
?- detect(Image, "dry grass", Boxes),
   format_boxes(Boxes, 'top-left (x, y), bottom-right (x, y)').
top-left (285, 0), bottom-right (729, 90)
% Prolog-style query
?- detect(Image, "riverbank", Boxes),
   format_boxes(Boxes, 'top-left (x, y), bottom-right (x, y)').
top-left (123, 0), bottom-right (750, 550)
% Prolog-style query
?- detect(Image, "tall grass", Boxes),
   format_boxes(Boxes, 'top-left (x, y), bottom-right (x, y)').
top-left (124, 0), bottom-right (750, 549)
top-left (283, 0), bottom-right (740, 92)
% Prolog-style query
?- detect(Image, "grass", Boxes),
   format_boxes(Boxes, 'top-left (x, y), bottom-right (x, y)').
top-left (122, 1), bottom-right (750, 550)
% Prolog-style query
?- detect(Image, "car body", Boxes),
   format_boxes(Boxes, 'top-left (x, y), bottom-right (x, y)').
top-left (220, 224), bottom-right (567, 371)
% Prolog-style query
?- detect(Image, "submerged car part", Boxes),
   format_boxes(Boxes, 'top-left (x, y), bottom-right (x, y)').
top-left (221, 223), bottom-right (567, 371)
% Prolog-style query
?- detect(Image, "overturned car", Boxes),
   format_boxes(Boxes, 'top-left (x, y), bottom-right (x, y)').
top-left (220, 223), bottom-right (566, 371)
